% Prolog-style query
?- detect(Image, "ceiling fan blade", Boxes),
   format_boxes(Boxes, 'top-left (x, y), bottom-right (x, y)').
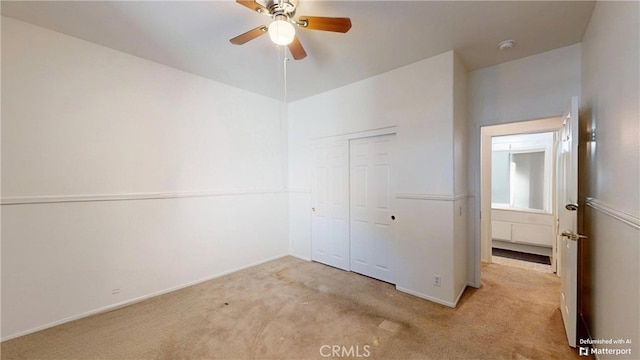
top-left (236, 0), bottom-right (268, 14)
top-left (288, 36), bottom-right (307, 60)
top-left (229, 25), bottom-right (268, 45)
top-left (298, 16), bottom-right (352, 33)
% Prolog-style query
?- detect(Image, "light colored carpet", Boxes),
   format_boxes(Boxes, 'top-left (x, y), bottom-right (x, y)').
top-left (1, 256), bottom-right (583, 359)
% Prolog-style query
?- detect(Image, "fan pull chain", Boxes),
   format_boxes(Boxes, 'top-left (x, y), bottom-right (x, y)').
top-left (283, 47), bottom-right (289, 104)
top-left (277, 45), bottom-right (289, 189)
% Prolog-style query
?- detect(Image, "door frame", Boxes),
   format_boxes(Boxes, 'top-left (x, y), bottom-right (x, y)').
top-left (479, 117), bottom-right (563, 267)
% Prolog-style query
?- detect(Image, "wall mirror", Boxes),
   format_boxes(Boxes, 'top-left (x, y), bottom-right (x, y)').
top-left (491, 132), bottom-right (555, 213)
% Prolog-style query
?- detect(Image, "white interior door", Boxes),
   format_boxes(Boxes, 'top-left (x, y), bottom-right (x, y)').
top-left (349, 135), bottom-right (395, 284)
top-left (557, 96), bottom-right (580, 348)
top-left (311, 140), bottom-right (350, 271)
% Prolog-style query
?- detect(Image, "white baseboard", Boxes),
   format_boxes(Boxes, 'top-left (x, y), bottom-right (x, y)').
top-left (453, 285), bottom-right (467, 306)
top-left (396, 286), bottom-right (457, 308)
top-left (1, 253), bottom-right (289, 342)
top-left (289, 252), bottom-right (312, 261)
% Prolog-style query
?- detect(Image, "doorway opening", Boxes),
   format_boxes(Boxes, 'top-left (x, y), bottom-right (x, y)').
top-left (490, 131), bottom-right (556, 273)
top-left (480, 117), bottom-right (564, 274)
top-left (478, 97), bottom-right (581, 349)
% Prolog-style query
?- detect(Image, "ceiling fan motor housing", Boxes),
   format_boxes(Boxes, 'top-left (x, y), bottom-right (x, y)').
top-left (267, 0), bottom-right (296, 17)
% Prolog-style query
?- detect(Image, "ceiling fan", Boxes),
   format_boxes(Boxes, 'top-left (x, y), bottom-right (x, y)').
top-left (229, 0), bottom-right (352, 60)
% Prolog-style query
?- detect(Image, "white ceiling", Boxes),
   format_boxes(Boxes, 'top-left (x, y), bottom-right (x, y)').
top-left (1, 0), bottom-right (595, 102)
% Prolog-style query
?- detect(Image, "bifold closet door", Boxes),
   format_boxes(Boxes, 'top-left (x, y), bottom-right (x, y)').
top-left (349, 134), bottom-right (395, 284)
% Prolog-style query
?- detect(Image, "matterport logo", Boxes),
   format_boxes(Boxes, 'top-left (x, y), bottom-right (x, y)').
top-left (579, 338), bottom-right (633, 356)
top-left (319, 345), bottom-right (371, 358)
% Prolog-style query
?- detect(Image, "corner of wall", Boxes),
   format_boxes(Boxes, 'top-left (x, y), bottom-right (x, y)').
top-left (452, 51), bottom-right (470, 294)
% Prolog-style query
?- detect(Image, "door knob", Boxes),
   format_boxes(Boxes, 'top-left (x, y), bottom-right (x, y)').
top-left (565, 203), bottom-right (579, 211)
top-left (561, 231), bottom-right (586, 241)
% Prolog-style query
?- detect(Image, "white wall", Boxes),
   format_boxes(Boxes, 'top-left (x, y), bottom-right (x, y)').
top-left (467, 44), bottom-right (582, 283)
top-left (581, 1), bottom-right (639, 357)
top-left (289, 51), bottom-right (457, 261)
top-left (288, 51), bottom-right (468, 306)
top-left (468, 44), bottom-right (582, 129)
top-left (1, 17), bottom-right (289, 339)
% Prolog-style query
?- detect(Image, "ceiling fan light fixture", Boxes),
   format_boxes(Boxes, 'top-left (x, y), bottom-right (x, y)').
top-left (268, 16), bottom-right (295, 45)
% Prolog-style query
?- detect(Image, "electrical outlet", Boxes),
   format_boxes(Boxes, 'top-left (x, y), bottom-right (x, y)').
top-left (433, 275), bottom-right (441, 287)
top-left (112, 288), bottom-right (121, 295)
